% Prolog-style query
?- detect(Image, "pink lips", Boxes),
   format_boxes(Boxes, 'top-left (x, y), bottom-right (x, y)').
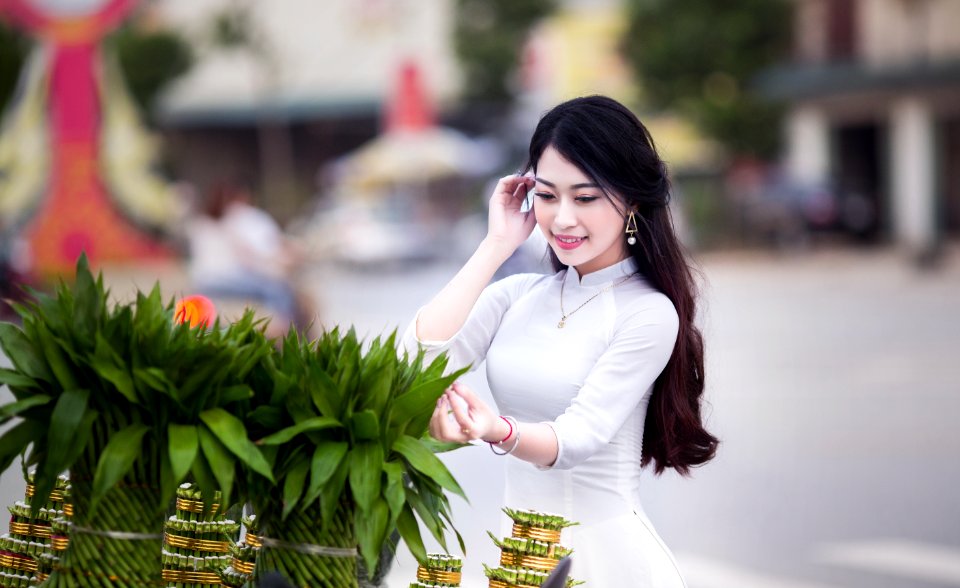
top-left (554, 234), bottom-right (586, 250)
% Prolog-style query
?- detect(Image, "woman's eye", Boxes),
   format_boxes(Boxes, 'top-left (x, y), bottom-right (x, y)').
top-left (534, 192), bottom-right (555, 201)
top-left (576, 196), bottom-right (599, 203)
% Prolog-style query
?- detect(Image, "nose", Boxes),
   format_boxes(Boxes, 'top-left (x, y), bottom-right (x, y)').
top-left (554, 197), bottom-right (577, 229)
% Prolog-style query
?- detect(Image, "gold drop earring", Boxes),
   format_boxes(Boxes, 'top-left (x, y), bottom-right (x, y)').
top-left (625, 211), bottom-right (639, 245)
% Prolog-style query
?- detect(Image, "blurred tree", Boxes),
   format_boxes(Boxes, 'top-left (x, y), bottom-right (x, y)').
top-left (108, 25), bottom-right (194, 117)
top-left (454, 0), bottom-right (556, 107)
top-left (0, 21), bottom-right (30, 115)
top-left (623, 0), bottom-right (792, 158)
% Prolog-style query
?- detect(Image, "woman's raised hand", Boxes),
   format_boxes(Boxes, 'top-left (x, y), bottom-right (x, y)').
top-left (485, 174), bottom-right (537, 253)
top-left (428, 382), bottom-right (508, 444)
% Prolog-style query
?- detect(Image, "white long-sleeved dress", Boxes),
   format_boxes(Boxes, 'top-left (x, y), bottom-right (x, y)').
top-left (401, 257), bottom-right (687, 587)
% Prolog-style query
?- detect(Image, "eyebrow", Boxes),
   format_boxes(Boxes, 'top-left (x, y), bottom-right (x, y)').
top-left (534, 176), bottom-right (601, 190)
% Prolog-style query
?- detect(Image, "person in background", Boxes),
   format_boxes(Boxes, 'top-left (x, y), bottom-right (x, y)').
top-left (402, 96), bottom-right (718, 587)
top-left (185, 181), bottom-right (305, 334)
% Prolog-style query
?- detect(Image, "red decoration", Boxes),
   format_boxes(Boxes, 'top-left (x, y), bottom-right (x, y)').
top-left (174, 295), bottom-right (217, 329)
top-left (0, 0), bottom-right (171, 277)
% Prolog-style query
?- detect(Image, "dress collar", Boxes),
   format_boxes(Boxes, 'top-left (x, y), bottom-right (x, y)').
top-left (564, 256), bottom-right (640, 288)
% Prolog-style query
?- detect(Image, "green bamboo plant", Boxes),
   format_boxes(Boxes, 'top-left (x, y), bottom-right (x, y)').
top-left (243, 327), bottom-right (468, 587)
top-left (0, 256), bottom-right (275, 587)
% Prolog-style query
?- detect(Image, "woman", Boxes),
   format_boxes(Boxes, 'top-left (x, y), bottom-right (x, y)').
top-left (402, 96), bottom-right (718, 586)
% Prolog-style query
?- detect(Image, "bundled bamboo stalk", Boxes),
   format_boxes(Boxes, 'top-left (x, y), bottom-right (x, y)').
top-left (0, 473), bottom-right (71, 587)
top-left (483, 509), bottom-right (582, 588)
top-left (219, 515), bottom-right (259, 588)
top-left (42, 425), bottom-right (164, 587)
top-left (410, 553), bottom-right (463, 588)
top-left (162, 483), bottom-right (239, 588)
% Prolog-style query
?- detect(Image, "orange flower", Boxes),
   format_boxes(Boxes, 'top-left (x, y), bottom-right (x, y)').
top-left (174, 295), bottom-right (217, 329)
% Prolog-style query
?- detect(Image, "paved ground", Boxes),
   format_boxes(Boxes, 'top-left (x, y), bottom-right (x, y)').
top-left (2, 245), bottom-right (959, 587)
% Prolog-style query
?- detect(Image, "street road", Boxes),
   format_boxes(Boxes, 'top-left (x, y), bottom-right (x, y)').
top-left (2, 247), bottom-right (958, 587)
top-left (305, 249), bottom-right (960, 588)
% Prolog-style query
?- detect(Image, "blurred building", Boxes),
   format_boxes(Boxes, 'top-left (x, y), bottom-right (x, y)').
top-left (762, 0), bottom-right (960, 256)
top-left (152, 0), bottom-right (460, 219)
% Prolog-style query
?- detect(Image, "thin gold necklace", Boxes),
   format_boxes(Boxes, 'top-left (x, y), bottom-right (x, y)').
top-left (558, 273), bottom-right (634, 328)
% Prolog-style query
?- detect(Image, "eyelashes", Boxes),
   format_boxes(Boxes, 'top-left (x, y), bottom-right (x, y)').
top-left (534, 192), bottom-right (599, 203)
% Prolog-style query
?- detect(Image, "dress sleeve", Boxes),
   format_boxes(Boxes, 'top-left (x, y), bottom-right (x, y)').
top-left (399, 273), bottom-right (539, 374)
top-left (546, 295), bottom-right (680, 470)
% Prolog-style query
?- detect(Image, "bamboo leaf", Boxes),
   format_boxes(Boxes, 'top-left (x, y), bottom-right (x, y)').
top-left (396, 503), bottom-right (427, 565)
top-left (382, 461), bottom-right (405, 523)
top-left (359, 359), bottom-right (394, 415)
top-left (392, 435), bottom-right (466, 501)
top-left (319, 457), bottom-right (349, 529)
top-left (92, 334), bottom-right (138, 404)
top-left (0, 420), bottom-right (44, 474)
top-left (90, 424), bottom-right (150, 514)
top-left (35, 324), bottom-right (78, 390)
top-left (356, 497), bottom-right (390, 575)
top-left (405, 487), bottom-right (447, 550)
top-left (220, 385), bottom-right (253, 403)
top-left (199, 426), bottom-right (235, 510)
top-left (0, 368), bottom-right (39, 390)
top-left (0, 395), bottom-right (52, 424)
top-left (57, 410), bottom-right (98, 494)
top-left (350, 410), bottom-right (379, 441)
top-left (72, 254), bottom-right (100, 343)
top-left (349, 442), bottom-right (383, 514)
top-left (43, 389), bottom-right (90, 483)
top-left (133, 367), bottom-right (175, 396)
top-left (0, 323), bottom-right (51, 382)
top-left (256, 416), bottom-right (341, 445)
top-left (190, 452), bottom-right (218, 513)
top-left (200, 408), bottom-right (274, 482)
top-left (393, 369), bottom-right (466, 436)
top-left (281, 457), bottom-right (310, 520)
top-left (421, 437), bottom-right (469, 454)
top-left (168, 424), bottom-right (199, 484)
top-left (307, 363), bottom-right (341, 417)
top-left (303, 441), bottom-right (348, 507)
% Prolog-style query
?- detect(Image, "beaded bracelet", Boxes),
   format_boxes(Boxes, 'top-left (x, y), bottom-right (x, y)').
top-left (489, 416), bottom-right (520, 456)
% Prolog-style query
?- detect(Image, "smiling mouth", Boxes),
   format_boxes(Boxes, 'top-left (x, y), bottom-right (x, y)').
top-left (554, 235), bottom-right (586, 250)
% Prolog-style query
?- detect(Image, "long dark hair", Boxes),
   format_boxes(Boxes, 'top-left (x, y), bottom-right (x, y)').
top-left (525, 96), bottom-right (718, 475)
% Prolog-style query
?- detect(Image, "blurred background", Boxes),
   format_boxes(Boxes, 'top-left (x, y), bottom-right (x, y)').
top-left (1, 0), bottom-right (958, 586)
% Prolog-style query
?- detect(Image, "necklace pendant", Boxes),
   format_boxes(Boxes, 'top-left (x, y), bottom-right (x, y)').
top-left (557, 318), bottom-right (565, 329)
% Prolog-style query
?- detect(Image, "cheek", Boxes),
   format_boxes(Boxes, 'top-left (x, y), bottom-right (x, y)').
top-left (534, 206), bottom-right (551, 232)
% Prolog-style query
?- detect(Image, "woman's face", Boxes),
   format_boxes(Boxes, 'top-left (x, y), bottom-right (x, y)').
top-left (533, 145), bottom-right (630, 276)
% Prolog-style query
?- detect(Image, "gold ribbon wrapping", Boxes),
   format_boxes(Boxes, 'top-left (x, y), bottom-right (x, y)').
top-left (9, 521), bottom-right (52, 539)
top-left (417, 567), bottom-right (463, 584)
top-left (175, 497), bottom-right (220, 514)
top-left (163, 532), bottom-right (231, 553)
top-left (161, 568), bottom-right (223, 584)
top-left (51, 536), bottom-right (70, 551)
top-left (499, 551), bottom-right (559, 572)
top-left (244, 532), bottom-right (261, 547)
top-left (231, 557), bottom-right (256, 575)
top-left (26, 484), bottom-right (68, 504)
top-left (511, 523), bottom-right (562, 543)
top-left (0, 553), bottom-right (38, 572)
top-left (488, 580), bottom-right (539, 588)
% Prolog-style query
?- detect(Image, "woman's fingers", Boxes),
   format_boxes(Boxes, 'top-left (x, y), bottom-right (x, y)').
top-left (437, 395), bottom-right (472, 442)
